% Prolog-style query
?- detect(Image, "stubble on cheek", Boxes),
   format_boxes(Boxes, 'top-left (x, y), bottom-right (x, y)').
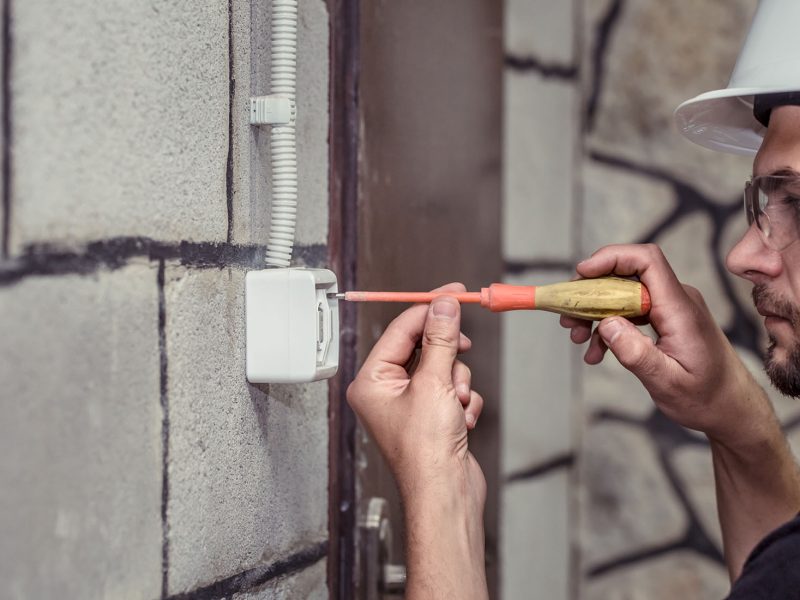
top-left (754, 285), bottom-right (800, 397)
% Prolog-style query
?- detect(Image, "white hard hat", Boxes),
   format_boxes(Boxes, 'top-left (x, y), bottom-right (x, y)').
top-left (674, 0), bottom-right (800, 156)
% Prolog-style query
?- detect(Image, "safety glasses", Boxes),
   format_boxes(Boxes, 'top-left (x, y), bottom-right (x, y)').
top-left (744, 174), bottom-right (800, 251)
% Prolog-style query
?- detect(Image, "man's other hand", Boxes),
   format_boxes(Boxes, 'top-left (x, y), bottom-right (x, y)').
top-left (346, 282), bottom-right (485, 502)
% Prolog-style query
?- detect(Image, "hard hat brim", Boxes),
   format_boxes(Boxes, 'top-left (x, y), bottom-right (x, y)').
top-left (673, 86), bottom-right (789, 156)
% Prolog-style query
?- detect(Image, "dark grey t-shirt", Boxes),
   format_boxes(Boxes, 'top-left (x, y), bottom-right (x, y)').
top-left (727, 514), bottom-right (800, 599)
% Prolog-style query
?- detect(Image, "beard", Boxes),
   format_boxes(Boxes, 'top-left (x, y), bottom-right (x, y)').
top-left (753, 284), bottom-right (800, 397)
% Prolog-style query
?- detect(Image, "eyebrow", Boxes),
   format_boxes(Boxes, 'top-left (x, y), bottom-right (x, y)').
top-left (754, 167), bottom-right (800, 177)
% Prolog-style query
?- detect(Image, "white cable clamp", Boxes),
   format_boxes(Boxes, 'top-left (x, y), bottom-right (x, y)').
top-left (250, 95), bottom-right (295, 126)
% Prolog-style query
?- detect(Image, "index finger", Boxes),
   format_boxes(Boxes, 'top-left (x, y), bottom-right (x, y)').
top-left (361, 282), bottom-right (468, 373)
top-left (577, 244), bottom-right (689, 312)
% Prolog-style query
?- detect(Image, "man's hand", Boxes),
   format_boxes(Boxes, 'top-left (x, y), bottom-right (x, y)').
top-left (347, 282), bottom-right (488, 599)
top-left (561, 244), bottom-right (800, 581)
top-left (560, 243), bottom-right (760, 443)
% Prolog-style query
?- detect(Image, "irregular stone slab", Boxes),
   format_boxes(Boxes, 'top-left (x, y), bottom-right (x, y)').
top-left (164, 267), bottom-right (328, 594)
top-left (583, 0), bottom-right (754, 205)
top-left (0, 266), bottom-right (162, 599)
top-left (658, 213), bottom-right (733, 330)
top-left (582, 348), bottom-right (655, 420)
top-left (581, 422), bottom-right (687, 569)
top-left (582, 551), bottom-right (729, 600)
top-left (672, 446), bottom-right (722, 552)
top-left (581, 159), bottom-right (675, 255)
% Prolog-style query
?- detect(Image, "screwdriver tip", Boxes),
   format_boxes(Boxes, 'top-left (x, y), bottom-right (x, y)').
top-left (328, 292), bottom-right (346, 300)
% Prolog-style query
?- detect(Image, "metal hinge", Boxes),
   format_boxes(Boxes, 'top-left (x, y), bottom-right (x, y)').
top-left (359, 497), bottom-right (407, 598)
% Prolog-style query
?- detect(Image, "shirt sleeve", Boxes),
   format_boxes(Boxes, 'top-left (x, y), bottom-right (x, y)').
top-left (726, 515), bottom-right (800, 600)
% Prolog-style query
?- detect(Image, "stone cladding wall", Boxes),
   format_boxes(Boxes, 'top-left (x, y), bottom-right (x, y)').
top-left (502, 1), bottom-right (800, 598)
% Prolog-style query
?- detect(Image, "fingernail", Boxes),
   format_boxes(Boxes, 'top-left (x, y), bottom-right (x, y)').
top-left (466, 414), bottom-right (476, 428)
top-left (600, 318), bottom-right (622, 344)
top-left (432, 299), bottom-right (457, 318)
top-left (457, 383), bottom-right (470, 397)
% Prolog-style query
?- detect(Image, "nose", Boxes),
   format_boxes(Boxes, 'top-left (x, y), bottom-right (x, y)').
top-left (726, 222), bottom-right (782, 283)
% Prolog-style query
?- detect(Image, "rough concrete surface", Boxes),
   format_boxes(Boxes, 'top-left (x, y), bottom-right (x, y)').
top-left (10, 0), bottom-right (230, 250)
top-left (0, 267), bottom-right (162, 600)
top-left (246, 0), bottom-right (330, 247)
top-left (501, 470), bottom-right (570, 600)
top-left (504, 72), bottom-right (577, 261)
top-left (164, 267), bottom-right (328, 594)
top-left (234, 560), bottom-right (327, 600)
top-left (581, 422), bottom-right (687, 569)
top-left (505, 0), bottom-right (575, 64)
top-left (501, 270), bottom-right (575, 476)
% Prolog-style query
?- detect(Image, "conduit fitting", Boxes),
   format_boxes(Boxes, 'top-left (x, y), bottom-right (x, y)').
top-left (250, 95), bottom-right (295, 126)
top-left (249, 0), bottom-right (299, 269)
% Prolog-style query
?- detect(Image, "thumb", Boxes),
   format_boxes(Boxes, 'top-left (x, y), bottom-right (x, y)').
top-left (597, 317), bottom-right (664, 383)
top-left (417, 296), bottom-right (461, 381)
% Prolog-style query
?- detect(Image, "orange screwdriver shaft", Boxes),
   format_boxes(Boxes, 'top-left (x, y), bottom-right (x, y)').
top-left (333, 277), bottom-right (651, 321)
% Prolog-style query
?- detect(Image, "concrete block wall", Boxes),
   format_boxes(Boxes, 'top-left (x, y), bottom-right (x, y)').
top-left (0, 1), bottom-right (331, 598)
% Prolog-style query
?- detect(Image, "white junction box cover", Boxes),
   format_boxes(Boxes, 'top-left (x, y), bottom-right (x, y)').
top-left (246, 268), bottom-right (340, 383)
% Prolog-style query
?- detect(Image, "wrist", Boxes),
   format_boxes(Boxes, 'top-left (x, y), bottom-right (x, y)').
top-left (401, 458), bottom-right (488, 599)
top-left (705, 362), bottom-right (778, 452)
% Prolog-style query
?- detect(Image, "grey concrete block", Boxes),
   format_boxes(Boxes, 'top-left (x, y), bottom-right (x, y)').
top-left (234, 561), bottom-right (327, 600)
top-left (581, 422), bottom-right (687, 570)
top-left (501, 470), bottom-right (570, 600)
top-left (581, 552), bottom-right (728, 600)
top-left (501, 270), bottom-right (575, 476)
top-left (10, 0), bottom-right (230, 251)
top-left (229, 0), bottom-right (257, 243)
top-left (505, 0), bottom-right (575, 64)
top-left (246, 0), bottom-right (330, 248)
top-left (0, 267), bottom-right (162, 599)
top-left (164, 267), bottom-right (328, 594)
top-left (503, 72), bottom-right (576, 261)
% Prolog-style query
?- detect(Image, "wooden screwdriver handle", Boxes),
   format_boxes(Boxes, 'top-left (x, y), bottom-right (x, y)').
top-left (534, 277), bottom-right (650, 320)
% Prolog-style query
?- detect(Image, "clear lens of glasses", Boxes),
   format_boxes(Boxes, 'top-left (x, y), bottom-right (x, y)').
top-left (744, 175), bottom-right (800, 250)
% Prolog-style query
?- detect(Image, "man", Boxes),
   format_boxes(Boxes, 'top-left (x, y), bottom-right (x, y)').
top-left (347, 1), bottom-right (800, 597)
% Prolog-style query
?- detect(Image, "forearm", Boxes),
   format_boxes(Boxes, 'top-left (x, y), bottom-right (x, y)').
top-left (709, 384), bottom-right (800, 581)
top-left (402, 473), bottom-right (488, 600)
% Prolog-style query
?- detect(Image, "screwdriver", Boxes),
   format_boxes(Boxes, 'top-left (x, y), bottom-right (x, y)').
top-left (329, 276), bottom-right (650, 321)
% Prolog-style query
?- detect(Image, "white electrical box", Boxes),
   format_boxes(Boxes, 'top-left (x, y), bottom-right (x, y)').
top-left (246, 268), bottom-right (340, 383)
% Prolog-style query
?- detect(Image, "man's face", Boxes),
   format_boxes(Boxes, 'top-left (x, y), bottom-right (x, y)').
top-left (727, 105), bottom-right (800, 396)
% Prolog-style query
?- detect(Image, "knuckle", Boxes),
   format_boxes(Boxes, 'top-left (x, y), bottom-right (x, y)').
top-left (345, 381), bottom-right (359, 407)
top-left (644, 243), bottom-right (663, 260)
top-left (620, 341), bottom-right (651, 373)
top-left (424, 325), bottom-right (456, 348)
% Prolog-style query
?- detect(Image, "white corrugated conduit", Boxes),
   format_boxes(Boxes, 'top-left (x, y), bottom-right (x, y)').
top-left (250, 0), bottom-right (298, 267)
